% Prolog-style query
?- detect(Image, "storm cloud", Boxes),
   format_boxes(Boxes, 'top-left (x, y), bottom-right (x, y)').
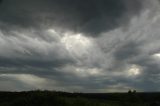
top-left (0, 0), bottom-right (143, 36)
top-left (0, 0), bottom-right (160, 92)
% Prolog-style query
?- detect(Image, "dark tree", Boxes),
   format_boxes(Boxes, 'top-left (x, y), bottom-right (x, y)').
top-left (128, 89), bottom-right (132, 94)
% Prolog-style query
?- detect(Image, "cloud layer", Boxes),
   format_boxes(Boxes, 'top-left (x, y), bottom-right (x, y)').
top-left (0, 0), bottom-right (143, 36)
top-left (0, 0), bottom-right (160, 92)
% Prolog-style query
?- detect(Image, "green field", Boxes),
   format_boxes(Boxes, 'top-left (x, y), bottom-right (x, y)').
top-left (0, 90), bottom-right (160, 106)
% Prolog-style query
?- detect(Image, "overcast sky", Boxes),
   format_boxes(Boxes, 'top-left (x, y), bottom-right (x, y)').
top-left (0, 0), bottom-right (160, 92)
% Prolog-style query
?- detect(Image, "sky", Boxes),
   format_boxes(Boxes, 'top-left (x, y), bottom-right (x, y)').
top-left (0, 0), bottom-right (160, 92)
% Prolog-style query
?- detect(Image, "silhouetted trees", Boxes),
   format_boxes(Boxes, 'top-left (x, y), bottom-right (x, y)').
top-left (128, 89), bottom-right (136, 94)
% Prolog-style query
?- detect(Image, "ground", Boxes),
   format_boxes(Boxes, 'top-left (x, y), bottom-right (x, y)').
top-left (0, 91), bottom-right (160, 106)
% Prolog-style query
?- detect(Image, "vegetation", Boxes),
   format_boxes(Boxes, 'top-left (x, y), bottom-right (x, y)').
top-left (0, 90), bottom-right (160, 106)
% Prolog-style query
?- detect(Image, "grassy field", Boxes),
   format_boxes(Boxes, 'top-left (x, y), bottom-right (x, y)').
top-left (0, 90), bottom-right (160, 106)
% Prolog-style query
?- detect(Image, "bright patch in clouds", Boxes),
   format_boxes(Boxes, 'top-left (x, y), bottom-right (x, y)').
top-left (127, 65), bottom-right (141, 76)
top-left (152, 53), bottom-right (160, 58)
top-left (61, 33), bottom-right (92, 57)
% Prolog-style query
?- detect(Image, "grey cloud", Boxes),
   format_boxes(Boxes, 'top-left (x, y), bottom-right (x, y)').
top-left (0, 30), bottom-right (76, 68)
top-left (113, 42), bottom-right (141, 61)
top-left (0, 56), bottom-right (74, 68)
top-left (0, 0), bottom-right (160, 92)
top-left (0, 0), bottom-right (144, 36)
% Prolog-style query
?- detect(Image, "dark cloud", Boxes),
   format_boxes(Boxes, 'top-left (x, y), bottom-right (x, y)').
top-left (0, 0), bottom-right (143, 36)
top-left (0, 56), bottom-right (74, 68)
top-left (114, 42), bottom-right (141, 61)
